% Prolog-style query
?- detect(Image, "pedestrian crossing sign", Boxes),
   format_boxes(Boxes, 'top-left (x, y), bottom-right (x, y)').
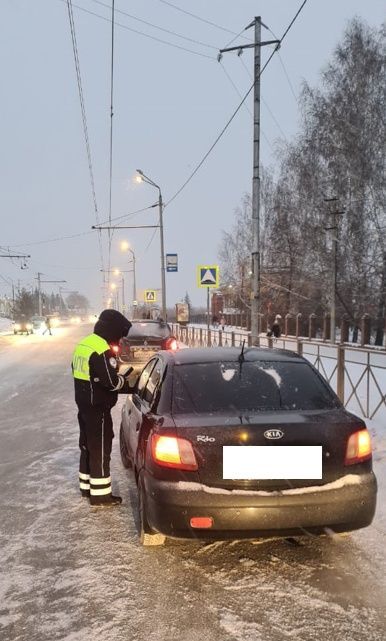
top-left (144, 290), bottom-right (157, 302)
top-left (197, 265), bottom-right (219, 288)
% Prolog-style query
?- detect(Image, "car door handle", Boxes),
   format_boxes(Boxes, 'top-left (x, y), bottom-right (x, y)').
top-left (128, 408), bottom-right (132, 416)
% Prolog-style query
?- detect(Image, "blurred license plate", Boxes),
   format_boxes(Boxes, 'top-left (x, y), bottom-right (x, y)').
top-left (132, 349), bottom-right (155, 360)
top-left (223, 446), bottom-right (322, 480)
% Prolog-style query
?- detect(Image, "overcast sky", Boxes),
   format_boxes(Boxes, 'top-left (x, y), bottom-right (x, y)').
top-left (1, 0), bottom-right (384, 311)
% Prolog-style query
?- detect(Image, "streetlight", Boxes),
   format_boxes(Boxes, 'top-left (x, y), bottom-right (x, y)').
top-left (120, 241), bottom-right (137, 315)
top-left (136, 169), bottom-right (167, 319)
top-left (101, 269), bottom-right (129, 314)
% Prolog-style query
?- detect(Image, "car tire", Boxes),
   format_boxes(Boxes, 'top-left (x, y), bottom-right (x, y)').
top-left (138, 477), bottom-right (166, 547)
top-left (119, 423), bottom-right (132, 469)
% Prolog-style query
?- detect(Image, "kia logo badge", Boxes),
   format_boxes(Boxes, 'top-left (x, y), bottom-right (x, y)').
top-left (264, 429), bottom-right (284, 440)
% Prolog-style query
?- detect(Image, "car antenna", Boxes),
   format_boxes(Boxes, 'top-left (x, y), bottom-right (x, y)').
top-left (238, 339), bottom-right (246, 377)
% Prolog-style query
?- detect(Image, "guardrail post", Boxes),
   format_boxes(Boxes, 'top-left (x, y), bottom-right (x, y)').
top-left (231, 331), bottom-right (235, 346)
top-left (337, 345), bottom-right (345, 402)
top-left (297, 339), bottom-right (303, 356)
top-left (285, 313), bottom-right (291, 336)
top-left (208, 329), bottom-right (212, 347)
top-left (340, 314), bottom-right (349, 344)
top-left (248, 334), bottom-right (252, 347)
top-left (309, 313), bottom-right (316, 339)
top-left (296, 313), bottom-right (302, 338)
top-left (323, 313), bottom-right (331, 341)
top-left (267, 336), bottom-right (273, 348)
top-left (219, 330), bottom-right (223, 346)
top-left (361, 314), bottom-right (371, 346)
top-left (199, 328), bottom-right (203, 346)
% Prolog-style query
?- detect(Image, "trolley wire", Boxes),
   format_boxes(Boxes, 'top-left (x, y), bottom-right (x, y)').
top-left (107, 0), bottom-right (115, 280)
top-left (65, 0), bottom-right (105, 272)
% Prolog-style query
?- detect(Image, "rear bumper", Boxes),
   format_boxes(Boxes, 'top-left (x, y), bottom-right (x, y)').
top-left (143, 472), bottom-right (377, 540)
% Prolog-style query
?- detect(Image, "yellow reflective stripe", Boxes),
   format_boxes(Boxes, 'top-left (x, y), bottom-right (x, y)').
top-left (90, 487), bottom-right (112, 496)
top-left (90, 476), bottom-right (111, 486)
top-left (79, 472), bottom-right (90, 480)
top-left (79, 482), bottom-right (90, 490)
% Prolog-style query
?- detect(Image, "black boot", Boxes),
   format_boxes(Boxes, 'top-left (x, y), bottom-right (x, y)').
top-left (80, 489), bottom-right (90, 497)
top-left (89, 493), bottom-right (122, 507)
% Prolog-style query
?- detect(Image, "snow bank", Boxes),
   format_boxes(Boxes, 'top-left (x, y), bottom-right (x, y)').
top-left (0, 317), bottom-right (12, 334)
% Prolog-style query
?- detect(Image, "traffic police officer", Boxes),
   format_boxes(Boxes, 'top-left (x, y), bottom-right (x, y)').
top-left (72, 309), bottom-right (133, 506)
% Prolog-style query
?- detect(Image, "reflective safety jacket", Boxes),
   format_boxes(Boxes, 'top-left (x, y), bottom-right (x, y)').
top-left (72, 333), bottom-right (129, 408)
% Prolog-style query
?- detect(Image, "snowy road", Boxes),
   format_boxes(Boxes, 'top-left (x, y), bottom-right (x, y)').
top-left (1, 325), bottom-right (386, 641)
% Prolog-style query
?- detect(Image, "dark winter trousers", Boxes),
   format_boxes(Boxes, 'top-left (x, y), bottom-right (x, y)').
top-left (77, 405), bottom-right (114, 499)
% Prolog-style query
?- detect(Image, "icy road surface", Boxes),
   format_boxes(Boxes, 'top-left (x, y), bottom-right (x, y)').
top-left (1, 324), bottom-right (386, 641)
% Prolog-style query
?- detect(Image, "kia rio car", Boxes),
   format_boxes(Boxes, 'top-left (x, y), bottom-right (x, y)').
top-left (120, 347), bottom-right (377, 546)
top-left (116, 319), bottom-right (177, 373)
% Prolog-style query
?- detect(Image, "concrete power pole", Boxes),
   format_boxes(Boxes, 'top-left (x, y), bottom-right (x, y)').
top-left (251, 18), bottom-right (262, 345)
top-left (37, 272), bottom-right (42, 317)
top-left (219, 18), bottom-right (279, 345)
top-left (324, 198), bottom-right (345, 343)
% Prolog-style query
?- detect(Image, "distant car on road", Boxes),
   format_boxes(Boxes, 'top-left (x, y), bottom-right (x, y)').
top-left (116, 319), bottom-right (178, 373)
top-left (31, 315), bottom-right (46, 332)
top-left (13, 316), bottom-right (33, 335)
top-left (120, 347), bottom-right (377, 546)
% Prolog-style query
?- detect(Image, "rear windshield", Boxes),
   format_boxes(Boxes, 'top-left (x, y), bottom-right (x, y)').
top-left (172, 361), bottom-right (339, 414)
top-left (127, 322), bottom-right (171, 339)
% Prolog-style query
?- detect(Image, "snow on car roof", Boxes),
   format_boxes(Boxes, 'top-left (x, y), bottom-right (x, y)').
top-left (168, 347), bottom-right (302, 365)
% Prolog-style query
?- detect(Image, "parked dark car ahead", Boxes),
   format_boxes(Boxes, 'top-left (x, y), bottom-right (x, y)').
top-left (120, 347), bottom-right (377, 546)
top-left (117, 319), bottom-right (177, 372)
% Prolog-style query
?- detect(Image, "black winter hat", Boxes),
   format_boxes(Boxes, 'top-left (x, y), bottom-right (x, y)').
top-left (94, 309), bottom-right (132, 343)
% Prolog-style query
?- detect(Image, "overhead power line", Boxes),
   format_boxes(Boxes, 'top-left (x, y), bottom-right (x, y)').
top-left (157, 0), bottom-right (252, 41)
top-left (58, 0), bottom-right (215, 60)
top-left (90, 0), bottom-right (219, 50)
top-left (238, 54), bottom-right (288, 140)
top-left (7, 230), bottom-right (94, 248)
top-left (219, 60), bottom-right (275, 152)
top-left (165, 0), bottom-right (309, 208)
top-left (65, 0), bottom-right (105, 271)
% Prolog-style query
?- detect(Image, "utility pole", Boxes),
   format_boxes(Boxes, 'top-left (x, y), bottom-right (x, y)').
top-left (93, 222), bottom-right (162, 316)
top-left (35, 274), bottom-right (66, 316)
top-left (37, 272), bottom-right (42, 316)
top-left (100, 269), bottom-right (133, 317)
top-left (324, 198), bottom-right (345, 344)
top-left (219, 18), bottom-right (279, 345)
top-left (158, 190), bottom-right (167, 321)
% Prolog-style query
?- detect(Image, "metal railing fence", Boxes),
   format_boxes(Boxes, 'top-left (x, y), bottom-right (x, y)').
top-left (172, 324), bottom-right (386, 421)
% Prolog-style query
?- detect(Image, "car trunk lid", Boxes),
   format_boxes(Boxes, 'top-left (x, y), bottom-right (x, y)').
top-left (173, 409), bottom-right (362, 491)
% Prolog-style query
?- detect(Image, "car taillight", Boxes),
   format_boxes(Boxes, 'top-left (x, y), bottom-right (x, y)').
top-left (345, 429), bottom-right (372, 465)
top-left (151, 435), bottom-right (198, 471)
top-left (163, 337), bottom-right (178, 351)
top-left (111, 344), bottom-right (120, 354)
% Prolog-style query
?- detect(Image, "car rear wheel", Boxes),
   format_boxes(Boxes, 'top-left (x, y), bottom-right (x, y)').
top-left (138, 477), bottom-right (166, 547)
top-left (119, 424), bottom-right (132, 469)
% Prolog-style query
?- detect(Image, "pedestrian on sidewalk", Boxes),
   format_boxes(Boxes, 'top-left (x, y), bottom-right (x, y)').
top-left (271, 315), bottom-right (282, 338)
